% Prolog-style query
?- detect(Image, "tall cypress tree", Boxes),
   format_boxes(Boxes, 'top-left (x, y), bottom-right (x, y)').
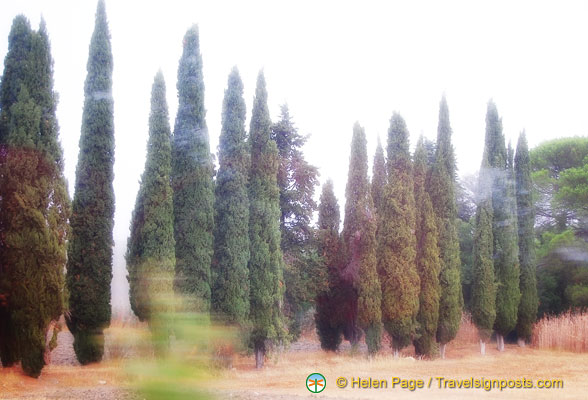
top-left (171, 26), bottom-right (214, 312)
top-left (378, 113), bottom-right (419, 356)
top-left (371, 137), bottom-right (386, 214)
top-left (211, 67), bottom-right (250, 325)
top-left (248, 72), bottom-right (285, 368)
top-left (66, 0), bottom-right (115, 365)
top-left (341, 122), bottom-right (370, 345)
top-left (0, 16), bottom-right (69, 377)
top-left (472, 155), bottom-right (496, 355)
top-left (429, 96), bottom-right (462, 358)
top-left (344, 123), bottom-right (382, 355)
top-left (514, 132), bottom-right (538, 345)
top-left (413, 137), bottom-right (441, 358)
top-left (315, 180), bottom-right (344, 351)
top-left (485, 101), bottom-right (520, 351)
top-left (127, 72), bottom-right (175, 338)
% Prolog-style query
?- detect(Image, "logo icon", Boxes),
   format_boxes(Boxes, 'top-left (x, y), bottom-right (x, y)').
top-left (306, 372), bottom-right (326, 393)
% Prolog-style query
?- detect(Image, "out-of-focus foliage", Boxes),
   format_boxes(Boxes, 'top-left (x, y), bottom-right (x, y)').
top-left (536, 230), bottom-right (588, 317)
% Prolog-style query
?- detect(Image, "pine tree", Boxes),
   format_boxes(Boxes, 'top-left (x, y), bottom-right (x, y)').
top-left (315, 180), bottom-right (344, 351)
top-left (171, 26), bottom-right (214, 312)
top-left (429, 96), bottom-right (462, 358)
top-left (271, 105), bottom-right (319, 339)
top-left (485, 101), bottom-right (520, 351)
top-left (378, 113), bottom-right (419, 356)
top-left (0, 16), bottom-right (69, 377)
top-left (66, 0), bottom-right (115, 365)
top-left (248, 72), bottom-right (285, 368)
top-left (126, 71), bottom-right (175, 348)
top-left (472, 155), bottom-right (496, 355)
top-left (342, 123), bottom-right (382, 355)
top-left (413, 137), bottom-right (441, 357)
top-left (211, 67), bottom-right (250, 325)
top-left (515, 132), bottom-right (538, 345)
top-left (371, 137), bottom-right (386, 214)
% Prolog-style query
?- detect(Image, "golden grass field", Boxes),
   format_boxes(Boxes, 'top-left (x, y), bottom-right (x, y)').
top-left (1, 313), bottom-right (587, 400)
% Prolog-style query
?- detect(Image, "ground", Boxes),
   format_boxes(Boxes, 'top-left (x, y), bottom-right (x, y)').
top-left (1, 323), bottom-right (587, 400)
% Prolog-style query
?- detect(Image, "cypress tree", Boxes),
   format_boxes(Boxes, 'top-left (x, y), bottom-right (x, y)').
top-left (485, 101), bottom-right (520, 351)
top-left (171, 26), bottom-right (214, 312)
top-left (248, 71), bottom-right (285, 368)
top-left (211, 67), bottom-right (250, 325)
top-left (514, 132), bottom-right (538, 345)
top-left (344, 123), bottom-right (382, 355)
top-left (67, 0), bottom-right (115, 364)
top-left (371, 137), bottom-right (386, 214)
top-left (126, 72), bottom-right (175, 341)
top-left (0, 16), bottom-right (69, 377)
top-left (315, 180), bottom-right (344, 351)
top-left (429, 96), bottom-right (462, 358)
top-left (340, 122), bottom-right (369, 345)
top-left (472, 156), bottom-right (496, 355)
top-left (378, 113), bottom-right (419, 356)
top-left (413, 137), bottom-right (441, 358)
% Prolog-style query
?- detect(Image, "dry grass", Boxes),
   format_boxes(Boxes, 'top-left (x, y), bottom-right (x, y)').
top-left (453, 313), bottom-right (479, 346)
top-left (532, 311), bottom-right (588, 353)
top-left (3, 313), bottom-right (588, 399)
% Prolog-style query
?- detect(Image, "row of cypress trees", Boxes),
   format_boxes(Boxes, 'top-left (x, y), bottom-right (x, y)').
top-left (472, 101), bottom-right (537, 354)
top-left (315, 97), bottom-right (463, 358)
top-left (125, 23), bottom-right (293, 368)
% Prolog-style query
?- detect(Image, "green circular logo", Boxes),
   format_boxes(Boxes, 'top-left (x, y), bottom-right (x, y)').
top-left (306, 372), bottom-right (326, 393)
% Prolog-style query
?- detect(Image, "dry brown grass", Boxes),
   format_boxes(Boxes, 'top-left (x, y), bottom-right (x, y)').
top-left (3, 313), bottom-right (588, 399)
top-left (532, 311), bottom-right (588, 353)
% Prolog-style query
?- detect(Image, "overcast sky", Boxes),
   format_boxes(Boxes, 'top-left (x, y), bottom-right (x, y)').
top-left (1, 0), bottom-right (587, 312)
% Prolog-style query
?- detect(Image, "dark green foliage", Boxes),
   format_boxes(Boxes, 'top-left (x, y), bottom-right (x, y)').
top-left (127, 72), bottom-right (175, 331)
top-left (515, 133), bottom-right (538, 341)
top-left (413, 137), bottom-right (441, 357)
top-left (0, 16), bottom-right (69, 377)
top-left (536, 230), bottom-right (588, 315)
top-left (378, 113), bottom-right (419, 352)
top-left (485, 102), bottom-right (520, 337)
top-left (315, 180), bottom-right (344, 351)
top-left (171, 26), bottom-right (214, 312)
top-left (371, 137), bottom-right (386, 214)
top-left (66, 0), bottom-right (115, 365)
top-left (340, 122), bottom-right (369, 345)
top-left (248, 72), bottom-right (286, 363)
top-left (271, 104), bottom-right (319, 340)
top-left (345, 124), bottom-right (382, 355)
top-left (458, 218), bottom-right (475, 312)
top-left (472, 157), bottom-right (496, 340)
top-left (530, 137), bottom-right (588, 231)
top-left (429, 97), bottom-right (462, 346)
top-left (211, 67), bottom-right (250, 325)
top-left (272, 104), bottom-right (319, 252)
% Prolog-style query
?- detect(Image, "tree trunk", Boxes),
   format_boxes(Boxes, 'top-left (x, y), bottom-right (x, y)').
top-left (496, 334), bottom-right (504, 351)
top-left (440, 343), bottom-right (446, 359)
top-left (480, 339), bottom-right (486, 356)
top-left (517, 338), bottom-right (526, 348)
top-left (255, 345), bottom-right (264, 369)
top-left (393, 348), bottom-right (399, 359)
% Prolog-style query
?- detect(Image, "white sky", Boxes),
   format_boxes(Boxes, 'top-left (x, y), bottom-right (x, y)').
top-left (1, 0), bottom-right (588, 313)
